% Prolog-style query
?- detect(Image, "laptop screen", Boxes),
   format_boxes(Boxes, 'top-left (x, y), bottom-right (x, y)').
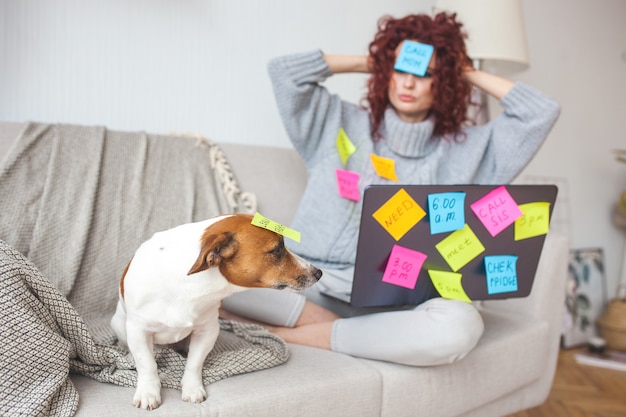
top-left (350, 184), bottom-right (558, 307)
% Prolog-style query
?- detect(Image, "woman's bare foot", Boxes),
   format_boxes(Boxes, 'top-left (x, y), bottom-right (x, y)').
top-left (220, 301), bottom-right (339, 350)
top-left (296, 301), bottom-right (341, 325)
top-left (269, 322), bottom-right (335, 350)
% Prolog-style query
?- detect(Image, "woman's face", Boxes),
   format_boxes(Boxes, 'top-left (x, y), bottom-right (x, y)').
top-left (388, 41), bottom-right (435, 123)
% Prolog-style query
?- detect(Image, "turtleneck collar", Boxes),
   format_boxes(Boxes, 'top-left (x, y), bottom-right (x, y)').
top-left (379, 107), bottom-right (439, 158)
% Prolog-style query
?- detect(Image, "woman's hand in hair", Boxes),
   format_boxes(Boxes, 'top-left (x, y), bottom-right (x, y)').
top-left (462, 69), bottom-right (515, 101)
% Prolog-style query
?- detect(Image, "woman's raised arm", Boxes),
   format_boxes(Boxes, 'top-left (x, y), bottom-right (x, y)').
top-left (463, 68), bottom-right (515, 101)
top-left (323, 54), bottom-right (370, 74)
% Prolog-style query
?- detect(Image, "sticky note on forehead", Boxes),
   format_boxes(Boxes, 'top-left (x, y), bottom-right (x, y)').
top-left (251, 212), bottom-right (301, 242)
top-left (394, 40), bottom-right (434, 77)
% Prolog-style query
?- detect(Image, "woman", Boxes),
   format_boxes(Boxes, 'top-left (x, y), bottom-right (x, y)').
top-left (222, 12), bottom-right (560, 366)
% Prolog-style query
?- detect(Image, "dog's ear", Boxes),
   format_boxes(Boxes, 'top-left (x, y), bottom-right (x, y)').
top-left (187, 232), bottom-right (238, 275)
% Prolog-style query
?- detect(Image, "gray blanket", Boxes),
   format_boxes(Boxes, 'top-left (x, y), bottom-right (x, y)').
top-left (0, 123), bottom-right (287, 417)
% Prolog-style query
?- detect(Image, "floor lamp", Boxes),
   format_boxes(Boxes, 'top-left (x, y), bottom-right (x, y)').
top-left (435, 0), bottom-right (530, 124)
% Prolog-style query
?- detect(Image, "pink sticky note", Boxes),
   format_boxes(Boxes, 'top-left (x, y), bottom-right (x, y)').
top-left (381, 245), bottom-right (427, 289)
top-left (470, 186), bottom-right (523, 236)
top-left (335, 169), bottom-right (360, 201)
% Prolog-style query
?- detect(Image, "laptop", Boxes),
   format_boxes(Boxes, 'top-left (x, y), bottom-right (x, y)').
top-left (330, 184), bottom-right (558, 308)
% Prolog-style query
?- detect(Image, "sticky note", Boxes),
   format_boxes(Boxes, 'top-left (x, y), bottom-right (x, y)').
top-left (394, 40), bottom-right (435, 77)
top-left (372, 188), bottom-right (425, 241)
top-left (251, 212), bottom-right (301, 242)
top-left (514, 202), bottom-right (551, 241)
top-left (435, 224), bottom-right (485, 272)
top-left (428, 192), bottom-right (466, 234)
top-left (336, 128), bottom-right (356, 166)
top-left (428, 270), bottom-right (471, 302)
top-left (370, 154), bottom-right (399, 182)
top-left (335, 169), bottom-right (360, 202)
top-left (470, 186), bottom-right (523, 237)
top-left (382, 245), bottom-right (427, 289)
top-left (484, 255), bottom-right (519, 294)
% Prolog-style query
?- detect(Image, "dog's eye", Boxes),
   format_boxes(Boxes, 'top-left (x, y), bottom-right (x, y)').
top-left (268, 241), bottom-right (285, 259)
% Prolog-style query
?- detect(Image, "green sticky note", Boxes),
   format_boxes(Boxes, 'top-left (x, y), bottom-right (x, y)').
top-left (251, 212), bottom-right (301, 243)
top-left (427, 270), bottom-right (471, 302)
top-left (514, 202), bottom-right (551, 240)
top-left (336, 128), bottom-right (356, 166)
top-left (435, 224), bottom-right (485, 272)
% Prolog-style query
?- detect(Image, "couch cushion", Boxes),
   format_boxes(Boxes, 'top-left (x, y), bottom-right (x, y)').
top-left (72, 344), bottom-right (382, 417)
top-left (365, 310), bottom-right (549, 417)
top-left (72, 375), bottom-right (206, 417)
top-left (203, 344), bottom-right (382, 417)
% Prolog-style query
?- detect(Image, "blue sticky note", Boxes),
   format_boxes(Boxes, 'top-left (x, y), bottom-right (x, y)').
top-left (484, 255), bottom-right (519, 295)
top-left (428, 192), bottom-right (465, 234)
top-left (394, 41), bottom-right (435, 77)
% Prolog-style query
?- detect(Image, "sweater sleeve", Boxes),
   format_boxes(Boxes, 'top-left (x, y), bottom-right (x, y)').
top-left (473, 82), bottom-right (561, 184)
top-left (267, 50), bottom-right (340, 163)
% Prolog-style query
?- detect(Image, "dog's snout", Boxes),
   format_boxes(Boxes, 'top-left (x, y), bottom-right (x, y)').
top-left (295, 267), bottom-right (322, 288)
top-left (313, 268), bottom-right (322, 281)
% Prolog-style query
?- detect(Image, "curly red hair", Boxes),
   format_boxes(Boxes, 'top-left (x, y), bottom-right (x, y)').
top-left (365, 12), bottom-right (473, 140)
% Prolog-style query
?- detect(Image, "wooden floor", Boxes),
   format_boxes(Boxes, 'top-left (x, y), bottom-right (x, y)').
top-left (505, 348), bottom-right (626, 417)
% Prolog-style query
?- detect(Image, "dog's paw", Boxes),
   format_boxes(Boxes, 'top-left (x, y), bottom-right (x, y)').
top-left (133, 383), bottom-right (162, 410)
top-left (181, 383), bottom-right (207, 403)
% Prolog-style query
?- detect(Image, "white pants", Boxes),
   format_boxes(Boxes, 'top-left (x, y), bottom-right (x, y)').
top-left (222, 268), bottom-right (484, 366)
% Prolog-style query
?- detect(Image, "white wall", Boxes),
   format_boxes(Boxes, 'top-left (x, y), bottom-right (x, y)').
top-left (0, 0), bottom-right (420, 145)
top-left (513, 0), bottom-right (626, 299)
top-left (2, 0), bottom-right (625, 296)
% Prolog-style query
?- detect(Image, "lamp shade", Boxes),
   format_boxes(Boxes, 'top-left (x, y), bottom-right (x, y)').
top-left (435, 0), bottom-right (529, 74)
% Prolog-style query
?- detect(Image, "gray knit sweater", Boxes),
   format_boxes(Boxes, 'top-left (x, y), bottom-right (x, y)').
top-left (268, 50), bottom-right (560, 269)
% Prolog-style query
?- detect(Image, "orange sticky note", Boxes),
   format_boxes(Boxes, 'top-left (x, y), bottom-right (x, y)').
top-left (428, 270), bottom-right (471, 302)
top-left (435, 224), bottom-right (485, 272)
top-left (372, 188), bottom-right (425, 241)
top-left (370, 154), bottom-right (399, 182)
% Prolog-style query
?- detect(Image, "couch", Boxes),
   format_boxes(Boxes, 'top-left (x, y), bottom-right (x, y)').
top-left (0, 121), bottom-right (569, 417)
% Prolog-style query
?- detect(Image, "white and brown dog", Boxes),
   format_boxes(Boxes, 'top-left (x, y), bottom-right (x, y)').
top-left (110, 213), bottom-right (321, 410)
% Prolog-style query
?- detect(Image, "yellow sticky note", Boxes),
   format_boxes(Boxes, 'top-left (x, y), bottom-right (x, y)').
top-left (435, 224), bottom-right (485, 272)
top-left (251, 212), bottom-right (301, 243)
top-left (336, 128), bottom-right (356, 166)
top-left (372, 188), bottom-right (425, 241)
top-left (370, 154), bottom-right (399, 182)
top-left (428, 270), bottom-right (471, 302)
top-left (514, 202), bottom-right (551, 241)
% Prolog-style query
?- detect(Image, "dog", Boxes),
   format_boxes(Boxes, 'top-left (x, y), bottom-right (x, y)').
top-left (110, 213), bottom-right (322, 410)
